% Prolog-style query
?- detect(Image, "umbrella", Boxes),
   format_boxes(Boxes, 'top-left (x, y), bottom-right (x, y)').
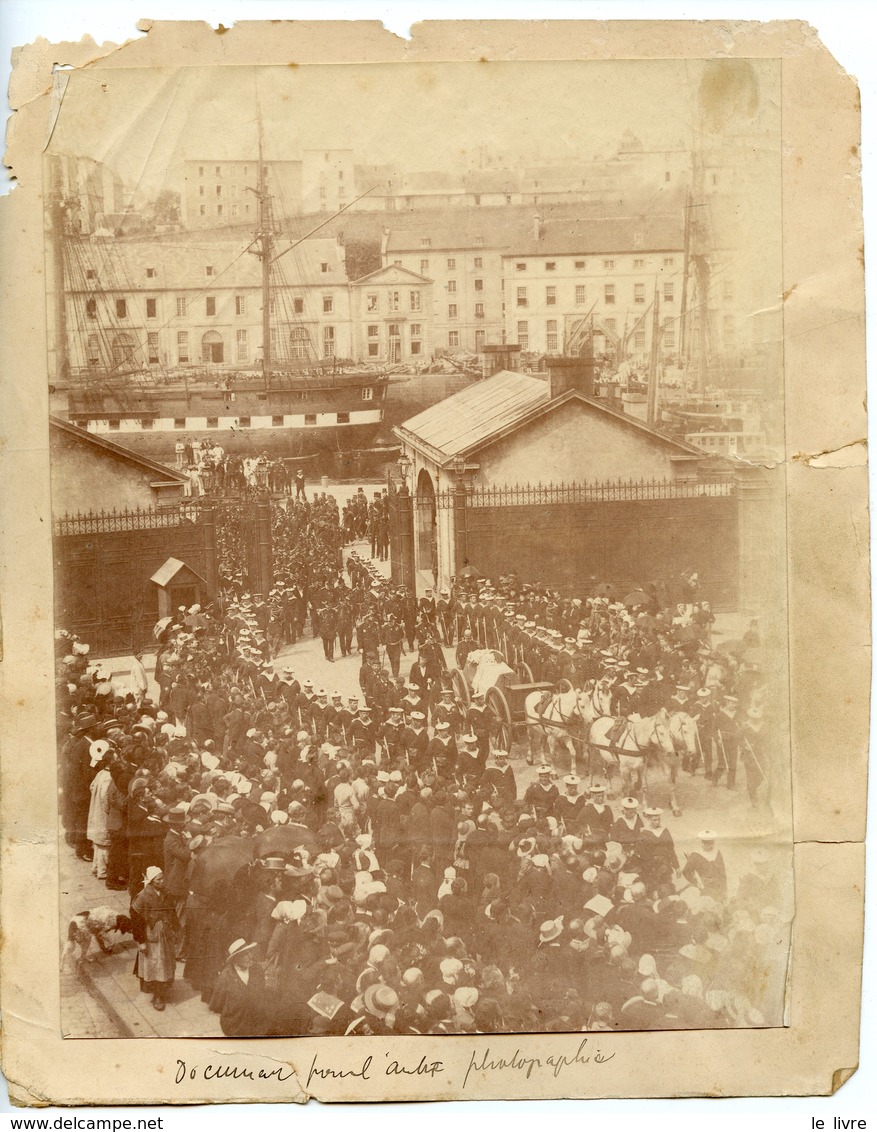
top-left (152, 616), bottom-right (173, 640)
top-left (623, 589), bottom-right (652, 608)
top-left (716, 638), bottom-right (746, 656)
top-left (254, 823), bottom-right (319, 860)
top-left (188, 835), bottom-right (254, 907)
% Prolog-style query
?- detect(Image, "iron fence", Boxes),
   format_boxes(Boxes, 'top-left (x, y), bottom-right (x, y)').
top-left (53, 504), bottom-right (193, 536)
top-left (428, 477), bottom-right (736, 509)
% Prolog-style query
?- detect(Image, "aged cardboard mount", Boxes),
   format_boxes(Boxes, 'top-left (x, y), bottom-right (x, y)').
top-left (0, 19), bottom-right (868, 1105)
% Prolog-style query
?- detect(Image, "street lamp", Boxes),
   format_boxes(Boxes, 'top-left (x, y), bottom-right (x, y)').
top-left (397, 451), bottom-right (412, 485)
top-left (451, 454), bottom-right (466, 480)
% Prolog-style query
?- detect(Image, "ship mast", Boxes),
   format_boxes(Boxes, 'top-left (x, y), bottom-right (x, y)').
top-left (255, 116), bottom-right (273, 388)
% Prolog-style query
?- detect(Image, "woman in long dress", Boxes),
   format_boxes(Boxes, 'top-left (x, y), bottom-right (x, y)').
top-left (86, 755), bottom-right (113, 881)
top-left (131, 866), bottom-right (178, 1011)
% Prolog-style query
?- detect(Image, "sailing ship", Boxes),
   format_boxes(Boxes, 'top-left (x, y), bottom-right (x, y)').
top-left (47, 147), bottom-right (389, 460)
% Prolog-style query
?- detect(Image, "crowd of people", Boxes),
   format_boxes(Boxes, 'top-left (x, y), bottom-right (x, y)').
top-left (57, 490), bottom-right (787, 1037)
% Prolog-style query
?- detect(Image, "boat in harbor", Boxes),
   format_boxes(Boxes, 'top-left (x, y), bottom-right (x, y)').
top-left (47, 142), bottom-right (389, 461)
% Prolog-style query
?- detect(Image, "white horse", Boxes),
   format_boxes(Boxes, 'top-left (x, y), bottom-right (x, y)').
top-left (588, 708), bottom-right (681, 813)
top-left (524, 681), bottom-right (612, 774)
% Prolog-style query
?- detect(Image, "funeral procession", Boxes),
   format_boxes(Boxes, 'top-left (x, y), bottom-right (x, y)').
top-left (47, 62), bottom-right (791, 1040)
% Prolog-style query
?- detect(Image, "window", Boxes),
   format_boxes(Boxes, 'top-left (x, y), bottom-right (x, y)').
top-left (323, 326), bottom-right (336, 357)
top-left (147, 332), bottom-right (159, 364)
top-left (238, 416), bottom-right (251, 428)
top-left (517, 320), bottom-right (529, 349)
top-left (448, 304), bottom-right (458, 318)
top-left (321, 262), bottom-right (329, 273)
top-left (231, 185), bottom-right (238, 199)
top-left (216, 185), bottom-right (222, 197)
top-left (198, 166), bottom-right (204, 176)
top-left (448, 330), bottom-right (460, 348)
top-left (87, 334), bottom-right (100, 364)
top-left (109, 420), bottom-right (120, 431)
top-left (199, 186), bottom-right (205, 197)
top-left (575, 285), bottom-right (586, 305)
top-left (663, 257), bottom-right (675, 268)
top-left (447, 280), bottom-right (456, 293)
top-left (545, 262), bottom-right (556, 271)
top-left (199, 206), bottom-right (206, 216)
top-left (603, 259), bottom-right (615, 270)
top-left (174, 417), bottom-right (186, 429)
top-left (141, 419), bottom-right (154, 429)
top-left (86, 298), bottom-right (97, 319)
top-left (368, 342), bottom-right (380, 357)
top-left (215, 166), bottom-right (221, 177)
top-left (633, 231), bottom-right (644, 248)
top-left (146, 267), bottom-right (156, 278)
top-left (362, 387), bottom-right (373, 401)
top-left (634, 330), bottom-right (646, 350)
top-left (319, 187), bottom-right (327, 200)
top-left (474, 257), bottom-right (483, 270)
top-left (86, 269), bottom-right (96, 280)
top-left (206, 265), bottom-right (214, 276)
top-left (474, 236), bottom-right (484, 246)
top-left (367, 324), bottom-right (379, 338)
top-left (546, 319), bottom-right (558, 352)
top-left (231, 204), bottom-right (238, 217)
top-left (146, 297), bottom-right (157, 319)
top-left (447, 258), bottom-right (456, 270)
top-left (366, 293), bottom-right (378, 312)
top-left (634, 283), bottom-right (645, 304)
top-left (574, 260), bottom-right (585, 270)
top-left (206, 296), bottom-right (216, 316)
top-left (206, 417), bottom-right (218, 429)
top-left (410, 290), bottom-right (421, 311)
top-left (663, 281), bottom-right (675, 303)
top-left (176, 331), bottom-right (189, 363)
top-left (663, 317), bottom-right (676, 350)
top-left (474, 278), bottom-right (484, 292)
top-left (665, 170), bottom-right (671, 182)
top-left (216, 204), bottom-right (223, 217)
top-left (393, 259), bottom-right (402, 267)
top-left (633, 258), bottom-right (645, 269)
top-left (115, 299), bottom-right (127, 319)
top-left (604, 284), bottom-right (616, 305)
top-left (337, 412), bottom-right (350, 424)
top-left (420, 259), bottom-right (429, 274)
top-left (475, 303), bottom-right (484, 317)
top-left (515, 262), bottom-right (527, 271)
top-left (289, 327), bottom-right (310, 358)
top-left (410, 323), bottom-right (421, 338)
top-left (236, 328), bottom-right (248, 361)
top-left (270, 328), bottom-right (278, 350)
top-left (410, 324), bottom-right (422, 355)
top-left (420, 237), bottom-right (431, 247)
top-left (293, 298), bottom-right (304, 314)
top-left (517, 286), bottom-right (528, 308)
top-left (271, 415), bottom-right (284, 427)
top-left (235, 295), bottom-right (247, 315)
top-left (546, 286), bottom-right (556, 306)
top-left (605, 318), bottom-right (616, 332)
top-left (389, 291), bottom-right (400, 312)
top-left (323, 295), bottom-right (334, 313)
top-left (305, 414), bottom-right (317, 426)
top-left (176, 297), bottom-right (187, 317)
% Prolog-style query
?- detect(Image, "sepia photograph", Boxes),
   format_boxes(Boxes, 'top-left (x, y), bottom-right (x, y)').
top-left (44, 54), bottom-right (796, 1043)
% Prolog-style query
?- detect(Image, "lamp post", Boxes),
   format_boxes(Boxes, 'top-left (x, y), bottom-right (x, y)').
top-left (451, 454), bottom-right (468, 586)
top-left (393, 450), bottom-right (415, 590)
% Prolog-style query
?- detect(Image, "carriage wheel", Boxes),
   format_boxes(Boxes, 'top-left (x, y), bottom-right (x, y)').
top-left (516, 661), bottom-right (534, 683)
top-left (449, 667), bottom-right (470, 708)
top-left (485, 686), bottom-right (512, 753)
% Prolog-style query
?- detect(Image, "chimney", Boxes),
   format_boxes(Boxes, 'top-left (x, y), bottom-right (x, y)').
top-left (532, 214), bottom-right (542, 240)
top-left (547, 354), bottom-right (597, 400)
top-left (482, 343), bottom-right (522, 377)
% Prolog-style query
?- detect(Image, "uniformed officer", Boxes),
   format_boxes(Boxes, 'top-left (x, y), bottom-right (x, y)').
top-left (553, 774), bottom-right (587, 835)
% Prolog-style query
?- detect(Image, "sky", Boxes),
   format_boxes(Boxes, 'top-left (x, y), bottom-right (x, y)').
top-left (47, 59), bottom-right (779, 207)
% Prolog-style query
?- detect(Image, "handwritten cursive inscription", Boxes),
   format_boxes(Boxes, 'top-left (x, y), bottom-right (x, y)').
top-left (175, 1059), bottom-right (296, 1085)
top-left (463, 1039), bottom-right (615, 1090)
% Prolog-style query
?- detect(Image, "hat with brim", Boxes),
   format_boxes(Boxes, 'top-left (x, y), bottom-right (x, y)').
top-left (539, 918), bottom-right (564, 943)
top-left (364, 983), bottom-right (399, 1019)
top-left (226, 939), bottom-right (258, 964)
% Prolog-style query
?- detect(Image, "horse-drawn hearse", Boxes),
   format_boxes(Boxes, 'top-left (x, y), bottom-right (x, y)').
top-left (449, 649), bottom-right (701, 815)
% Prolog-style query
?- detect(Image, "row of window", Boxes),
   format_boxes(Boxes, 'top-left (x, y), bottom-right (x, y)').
top-left (444, 303), bottom-right (486, 319)
top-left (419, 236), bottom-right (486, 248)
top-left (415, 256), bottom-right (485, 273)
top-left (364, 290), bottom-right (421, 313)
top-left (196, 165), bottom-right (266, 178)
top-left (85, 410), bottom-right (359, 432)
top-left (85, 294), bottom-right (341, 320)
top-left (512, 318), bottom-right (677, 351)
top-left (443, 279), bottom-right (486, 293)
top-left (514, 256), bottom-right (675, 272)
top-left (514, 281), bottom-right (675, 307)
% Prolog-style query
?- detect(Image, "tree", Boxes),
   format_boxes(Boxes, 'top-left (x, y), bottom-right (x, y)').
top-left (149, 189), bottom-right (181, 226)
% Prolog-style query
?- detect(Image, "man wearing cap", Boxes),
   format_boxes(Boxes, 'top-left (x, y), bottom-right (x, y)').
top-left (638, 807), bottom-right (678, 886)
top-left (427, 721), bottom-right (457, 779)
top-left (611, 797), bottom-right (643, 851)
top-left (317, 603), bottom-right (337, 662)
top-left (433, 686), bottom-right (464, 736)
top-left (682, 831), bottom-right (727, 901)
top-left (402, 711), bottom-right (430, 771)
top-left (483, 749), bottom-right (517, 805)
top-left (378, 707), bottom-right (406, 764)
top-left (381, 613), bottom-right (405, 679)
top-left (436, 587), bottom-right (456, 645)
top-left (553, 774), bottom-right (587, 836)
top-left (336, 596), bottom-right (354, 658)
top-left (295, 681), bottom-right (316, 736)
top-left (582, 782), bottom-right (614, 844)
top-left (465, 690), bottom-right (491, 766)
top-left (715, 695), bottom-right (741, 789)
top-left (523, 765), bottom-right (560, 818)
top-left (455, 628), bottom-right (476, 671)
top-left (350, 706), bottom-right (377, 760)
top-left (162, 805), bottom-right (192, 927)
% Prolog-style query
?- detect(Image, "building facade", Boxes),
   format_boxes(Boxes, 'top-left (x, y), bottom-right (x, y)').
top-left (349, 265), bottom-right (434, 363)
top-left (181, 160), bottom-right (303, 228)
